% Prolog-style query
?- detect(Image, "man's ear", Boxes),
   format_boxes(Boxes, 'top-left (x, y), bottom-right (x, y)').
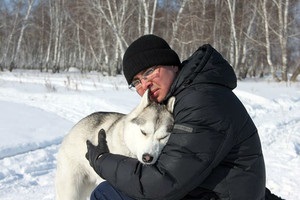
top-left (173, 66), bottom-right (179, 73)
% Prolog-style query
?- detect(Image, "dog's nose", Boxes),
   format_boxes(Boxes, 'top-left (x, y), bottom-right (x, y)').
top-left (142, 153), bottom-right (153, 163)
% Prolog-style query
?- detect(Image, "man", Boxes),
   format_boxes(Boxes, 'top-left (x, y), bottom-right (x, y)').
top-left (86, 34), bottom-right (266, 199)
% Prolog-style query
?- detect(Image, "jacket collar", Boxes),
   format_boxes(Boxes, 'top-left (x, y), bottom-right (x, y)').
top-left (164, 44), bottom-right (237, 102)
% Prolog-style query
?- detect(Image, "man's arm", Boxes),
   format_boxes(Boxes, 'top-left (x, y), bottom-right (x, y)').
top-left (91, 125), bottom-right (230, 200)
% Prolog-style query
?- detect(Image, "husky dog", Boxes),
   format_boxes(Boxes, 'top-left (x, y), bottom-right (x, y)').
top-left (55, 90), bottom-right (175, 200)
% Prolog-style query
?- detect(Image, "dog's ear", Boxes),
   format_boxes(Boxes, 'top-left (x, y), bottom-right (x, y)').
top-left (141, 89), bottom-right (151, 106)
top-left (166, 97), bottom-right (175, 113)
top-left (128, 89), bottom-right (151, 118)
top-left (136, 89), bottom-right (151, 110)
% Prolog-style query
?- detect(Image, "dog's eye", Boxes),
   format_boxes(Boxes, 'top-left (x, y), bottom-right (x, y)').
top-left (159, 134), bottom-right (169, 141)
top-left (141, 130), bottom-right (147, 136)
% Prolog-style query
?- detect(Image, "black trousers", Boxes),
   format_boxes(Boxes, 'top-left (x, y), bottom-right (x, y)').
top-left (90, 181), bottom-right (282, 200)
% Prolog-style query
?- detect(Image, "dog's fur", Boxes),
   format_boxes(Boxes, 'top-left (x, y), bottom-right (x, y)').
top-left (55, 90), bottom-right (175, 200)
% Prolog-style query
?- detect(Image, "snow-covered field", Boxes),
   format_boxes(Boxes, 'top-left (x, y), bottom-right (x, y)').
top-left (0, 70), bottom-right (299, 200)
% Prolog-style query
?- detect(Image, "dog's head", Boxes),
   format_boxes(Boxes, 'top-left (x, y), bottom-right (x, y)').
top-left (124, 90), bottom-right (175, 165)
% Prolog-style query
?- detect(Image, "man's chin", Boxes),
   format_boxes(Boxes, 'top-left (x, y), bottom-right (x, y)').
top-left (149, 89), bottom-right (164, 102)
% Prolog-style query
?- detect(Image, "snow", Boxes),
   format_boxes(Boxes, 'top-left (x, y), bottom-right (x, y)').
top-left (0, 70), bottom-right (299, 200)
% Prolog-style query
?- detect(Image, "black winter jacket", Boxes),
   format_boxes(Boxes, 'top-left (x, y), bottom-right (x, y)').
top-left (95, 44), bottom-right (266, 200)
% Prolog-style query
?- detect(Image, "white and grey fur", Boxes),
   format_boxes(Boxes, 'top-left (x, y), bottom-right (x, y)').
top-left (55, 90), bottom-right (175, 200)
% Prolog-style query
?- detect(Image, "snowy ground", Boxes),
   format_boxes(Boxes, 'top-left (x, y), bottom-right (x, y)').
top-left (0, 70), bottom-right (299, 200)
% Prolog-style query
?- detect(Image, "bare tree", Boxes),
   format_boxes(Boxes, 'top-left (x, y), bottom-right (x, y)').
top-left (239, 0), bottom-right (259, 79)
top-left (0, 0), bottom-right (299, 82)
top-left (139, 0), bottom-right (157, 34)
top-left (88, 0), bottom-right (132, 74)
top-left (169, 0), bottom-right (187, 47)
top-left (51, 0), bottom-right (65, 73)
top-left (275, 0), bottom-right (289, 81)
top-left (262, 0), bottom-right (280, 81)
top-left (10, 0), bottom-right (35, 71)
top-left (213, 0), bottom-right (223, 50)
top-left (226, 0), bottom-right (239, 69)
top-left (1, 0), bottom-right (21, 70)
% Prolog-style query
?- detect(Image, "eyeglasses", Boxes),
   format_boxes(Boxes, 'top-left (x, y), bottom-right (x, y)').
top-left (129, 66), bottom-right (159, 90)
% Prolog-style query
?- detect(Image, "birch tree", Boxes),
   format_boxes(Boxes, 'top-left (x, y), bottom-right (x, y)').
top-left (213, 0), bottom-right (222, 50)
top-left (262, 0), bottom-right (280, 81)
top-left (10, 0), bottom-right (35, 71)
top-left (51, 0), bottom-right (65, 73)
top-left (0, 0), bottom-right (299, 80)
top-left (276, 0), bottom-right (289, 81)
top-left (226, 0), bottom-right (239, 69)
top-left (44, 0), bottom-right (53, 72)
top-left (139, 0), bottom-right (157, 34)
top-left (1, 1), bottom-right (20, 70)
top-left (92, 0), bottom-right (129, 53)
top-left (89, 0), bottom-right (131, 74)
top-left (239, 0), bottom-right (258, 78)
top-left (170, 0), bottom-right (187, 47)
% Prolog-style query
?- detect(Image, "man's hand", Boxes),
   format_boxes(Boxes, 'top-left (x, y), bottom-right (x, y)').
top-left (86, 129), bottom-right (109, 170)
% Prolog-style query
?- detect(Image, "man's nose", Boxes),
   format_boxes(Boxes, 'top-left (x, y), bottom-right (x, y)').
top-left (140, 79), bottom-right (151, 90)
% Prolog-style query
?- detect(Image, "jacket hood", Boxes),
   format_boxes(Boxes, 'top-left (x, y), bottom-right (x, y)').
top-left (166, 44), bottom-right (237, 99)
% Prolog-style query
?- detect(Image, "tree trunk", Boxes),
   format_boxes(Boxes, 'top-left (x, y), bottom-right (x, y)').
top-left (170, 0), bottom-right (187, 47)
top-left (4, 2), bottom-right (20, 71)
top-left (262, 0), bottom-right (280, 81)
top-left (290, 66), bottom-right (300, 82)
top-left (239, 0), bottom-right (258, 79)
top-left (12, 0), bottom-right (34, 70)
top-left (213, 0), bottom-right (222, 50)
top-left (277, 0), bottom-right (289, 82)
top-left (226, 0), bottom-right (239, 69)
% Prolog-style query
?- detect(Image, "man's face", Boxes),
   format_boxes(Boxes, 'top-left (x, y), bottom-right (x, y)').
top-left (131, 65), bottom-right (178, 102)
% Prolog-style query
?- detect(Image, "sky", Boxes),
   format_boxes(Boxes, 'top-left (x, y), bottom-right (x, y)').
top-left (0, 69), bottom-right (299, 200)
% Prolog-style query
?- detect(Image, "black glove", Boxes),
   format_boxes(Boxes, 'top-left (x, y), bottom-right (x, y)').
top-left (86, 129), bottom-right (109, 170)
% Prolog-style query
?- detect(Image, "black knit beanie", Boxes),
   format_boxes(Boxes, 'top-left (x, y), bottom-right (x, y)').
top-left (122, 34), bottom-right (181, 85)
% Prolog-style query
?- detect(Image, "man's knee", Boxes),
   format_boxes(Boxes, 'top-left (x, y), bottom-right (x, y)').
top-left (90, 182), bottom-right (110, 200)
top-left (90, 181), bottom-right (133, 200)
